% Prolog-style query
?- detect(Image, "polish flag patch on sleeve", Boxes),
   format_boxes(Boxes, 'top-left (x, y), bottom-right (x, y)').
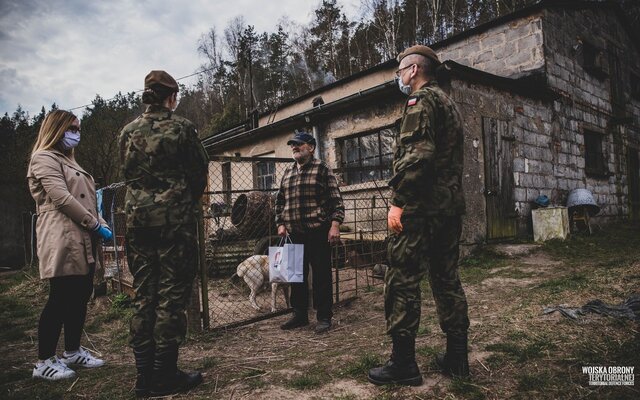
top-left (407, 97), bottom-right (418, 107)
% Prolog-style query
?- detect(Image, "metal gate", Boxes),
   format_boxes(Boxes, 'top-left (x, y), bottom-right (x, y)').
top-left (103, 156), bottom-right (391, 331)
top-left (204, 156), bottom-right (389, 330)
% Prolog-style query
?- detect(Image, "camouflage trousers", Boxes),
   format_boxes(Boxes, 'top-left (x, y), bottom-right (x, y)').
top-left (126, 223), bottom-right (198, 351)
top-left (385, 215), bottom-right (469, 338)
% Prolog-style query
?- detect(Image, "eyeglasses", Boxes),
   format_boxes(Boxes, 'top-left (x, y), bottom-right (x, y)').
top-left (67, 125), bottom-right (81, 133)
top-left (394, 64), bottom-right (416, 77)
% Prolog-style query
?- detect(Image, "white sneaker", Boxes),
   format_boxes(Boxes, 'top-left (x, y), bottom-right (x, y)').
top-left (61, 347), bottom-right (105, 368)
top-left (32, 356), bottom-right (77, 381)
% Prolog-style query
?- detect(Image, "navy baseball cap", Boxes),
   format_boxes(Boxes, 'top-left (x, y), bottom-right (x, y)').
top-left (287, 131), bottom-right (316, 146)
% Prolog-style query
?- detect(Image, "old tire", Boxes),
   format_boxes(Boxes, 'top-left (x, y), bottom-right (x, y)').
top-left (253, 235), bottom-right (281, 255)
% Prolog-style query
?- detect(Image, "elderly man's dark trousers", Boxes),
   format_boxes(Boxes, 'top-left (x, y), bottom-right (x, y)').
top-left (385, 215), bottom-right (469, 338)
top-left (288, 227), bottom-right (333, 320)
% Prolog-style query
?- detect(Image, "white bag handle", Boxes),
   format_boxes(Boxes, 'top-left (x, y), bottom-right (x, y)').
top-left (277, 234), bottom-right (293, 247)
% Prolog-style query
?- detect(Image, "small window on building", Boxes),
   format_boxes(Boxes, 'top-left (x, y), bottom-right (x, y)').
top-left (631, 72), bottom-right (640, 100)
top-left (582, 41), bottom-right (608, 79)
top-left (253, 159), bottom-right (276, 190)
top-left (339, 126), bottom-right (396, 185)
top-left (584, 131), bottom-right (607, 177)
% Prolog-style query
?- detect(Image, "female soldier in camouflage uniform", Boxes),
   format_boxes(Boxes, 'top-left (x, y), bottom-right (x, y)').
top-left (119, 70), bottom-right (209, 397)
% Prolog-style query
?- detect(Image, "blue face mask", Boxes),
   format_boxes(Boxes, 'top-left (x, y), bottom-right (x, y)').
top-left (395, 75), bottom-right (412, 96)
top-left (60, 131), bottom-right (80, 150)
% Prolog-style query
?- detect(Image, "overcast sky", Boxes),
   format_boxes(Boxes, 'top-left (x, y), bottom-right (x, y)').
top-left (0, 0), bottom-right (362, 118)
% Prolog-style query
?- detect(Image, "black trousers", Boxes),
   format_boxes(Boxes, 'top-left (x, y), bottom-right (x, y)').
top-left (38, 266), bottom-right (94, 360)
top-left (288, 227), bottom-right (333, 320)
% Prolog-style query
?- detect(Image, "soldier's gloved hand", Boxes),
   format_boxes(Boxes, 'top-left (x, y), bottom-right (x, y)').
top-left (388, 206), bottom-right (403, 234)
top-left (93, 224), bottom-right (113, 241)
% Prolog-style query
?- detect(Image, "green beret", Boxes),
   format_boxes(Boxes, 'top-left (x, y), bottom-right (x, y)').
top-left (397, 45), bottom-right (441, 65)
top-left (144, 70), bottom-right (179, 92)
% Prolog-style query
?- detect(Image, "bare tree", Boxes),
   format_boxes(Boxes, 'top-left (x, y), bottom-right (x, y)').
top-left (426, 0), bottom-right (445, 41)
top-left (362, 0), bottom-right (402, 60)
top-left (197, 27), bottom-right (225, 111)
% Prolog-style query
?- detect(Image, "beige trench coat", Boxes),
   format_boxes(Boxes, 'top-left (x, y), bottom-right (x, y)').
top-left (27, 149), bottom-right (104, 279)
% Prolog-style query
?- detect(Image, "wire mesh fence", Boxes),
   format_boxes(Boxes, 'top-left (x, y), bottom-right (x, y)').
top-left (99, 182), bottom-right (131, 295)
top-left (102, 156), bottom-right (393, 331)
top-left (204, 156), bottom-right (390, 330)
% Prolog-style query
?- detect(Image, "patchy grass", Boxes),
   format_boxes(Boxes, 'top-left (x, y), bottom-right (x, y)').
top-left (535, 273), bottom-right (589, 294)
top-left (287, 373), bottom-right (324, 390)
top-left (486, 338), bottom-right (556, 363)
top-left (0, 272), bottom-right (40, 343)
top-left (449, 378), bottom-right (486, 400)
top-left (496, 267), bottom-right (537, 279)
top-left (416, 324), bottom-right (431, 336)
top-left (241, 367), bottom-right (266, 378)
top-left (542, 224), bottom-right (640, 267)
top-left (86, 293), bottom-right (133, 327)
top-left (199, 356), bottom-right (219, 369)
top-left (363, 285), bottom-right (383, 294)
top-left (341, 353), bottom-right (382, 378)
top-left (332, 394), bottom-right (358, 400)
top-left (0, 296), bottom-right (33, 341)
top-left (459, 248), bottom-right (511, 284)
top-left (416, 344), bottom-right (439, 357)
top-left (3, 223), bottom-right (640, 400)
top-left (516, 371), bottom-right (555, 392)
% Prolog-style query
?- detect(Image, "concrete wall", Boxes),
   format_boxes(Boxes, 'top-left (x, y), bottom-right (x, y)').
top-left (258, 70), bottom-right (393, 126)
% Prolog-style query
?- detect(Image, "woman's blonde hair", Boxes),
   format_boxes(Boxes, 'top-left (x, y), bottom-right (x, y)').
top-left (31, 110), bottom-right (78, 155)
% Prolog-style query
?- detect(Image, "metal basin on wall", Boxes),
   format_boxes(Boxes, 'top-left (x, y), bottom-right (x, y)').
top-left (566, 188), bottom-right (600, 216)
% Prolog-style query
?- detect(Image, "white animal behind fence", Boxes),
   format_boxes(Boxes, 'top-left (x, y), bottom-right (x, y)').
top-left (235, 255), bottom-right (290, 312)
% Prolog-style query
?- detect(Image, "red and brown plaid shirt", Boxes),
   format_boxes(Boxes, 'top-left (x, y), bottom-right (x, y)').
top-left (275, 158), bottom-right (345, 233)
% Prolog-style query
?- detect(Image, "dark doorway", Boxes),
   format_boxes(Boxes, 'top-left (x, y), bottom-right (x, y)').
top-left (482, 117), bottom-right (517, 239)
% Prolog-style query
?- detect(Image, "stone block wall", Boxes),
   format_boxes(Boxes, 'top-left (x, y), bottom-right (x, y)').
top-left (437, 13), bottom-right (545, 78)
top-left (543, 7), bottom-right (640, 220)
top-left (451, 73), bottom-right (627, 239)
top-left (451, 78), bottom-right (555, 238)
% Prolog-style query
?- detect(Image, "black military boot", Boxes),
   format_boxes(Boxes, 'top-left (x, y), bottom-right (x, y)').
top-left (150, 345), bottom-right (203, 396)
top-left (368, 336), bottom-right (422, 386)
top-left (280, 309), bottom-right (309, 330)
top-left (435, 331), bottom-right (470, 378)
top-left (133, 344), bottom-right (155, 398)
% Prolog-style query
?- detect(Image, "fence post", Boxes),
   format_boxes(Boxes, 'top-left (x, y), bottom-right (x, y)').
top-left (186, 215), bottom-right (203, 332)
top-left (110, 193), bottom-right (122, 294)
top-left (198, 211), bottom-right (210, 330)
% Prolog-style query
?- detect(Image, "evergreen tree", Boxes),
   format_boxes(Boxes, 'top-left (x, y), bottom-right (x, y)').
top-left (76, 93), bottom-right (141, 185)
top-left (310, 0), bottom-right (348, 79)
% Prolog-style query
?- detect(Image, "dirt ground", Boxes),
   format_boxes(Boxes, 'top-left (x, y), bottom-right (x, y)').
top-left (2, 223), bottom-right (639, 399)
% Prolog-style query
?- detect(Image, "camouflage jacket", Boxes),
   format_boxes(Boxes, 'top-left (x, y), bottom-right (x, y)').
top-left (389, 81), bottom-right (466, 216)
top-left (118, 105), bottom-right (209, 227)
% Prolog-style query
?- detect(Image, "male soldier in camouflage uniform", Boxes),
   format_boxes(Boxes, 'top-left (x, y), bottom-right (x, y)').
top-left (368, 46), bottom-right (470, 386)
top-left (119, 70), bottom-right (209, 397)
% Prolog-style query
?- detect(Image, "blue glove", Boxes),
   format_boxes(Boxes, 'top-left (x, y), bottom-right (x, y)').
top-left (96, 225), bottom-right (113, 241)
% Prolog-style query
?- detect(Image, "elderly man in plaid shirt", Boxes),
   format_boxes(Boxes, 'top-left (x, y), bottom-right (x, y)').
top-left (275, 131), bottom-right (345, 334)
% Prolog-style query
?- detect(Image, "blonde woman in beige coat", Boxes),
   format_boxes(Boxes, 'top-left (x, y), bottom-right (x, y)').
top-left (27, 110), bottom-right (112, 381)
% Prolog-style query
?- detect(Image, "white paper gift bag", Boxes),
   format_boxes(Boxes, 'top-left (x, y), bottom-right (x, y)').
top-left (269, 236), bottom-right (304, 283)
